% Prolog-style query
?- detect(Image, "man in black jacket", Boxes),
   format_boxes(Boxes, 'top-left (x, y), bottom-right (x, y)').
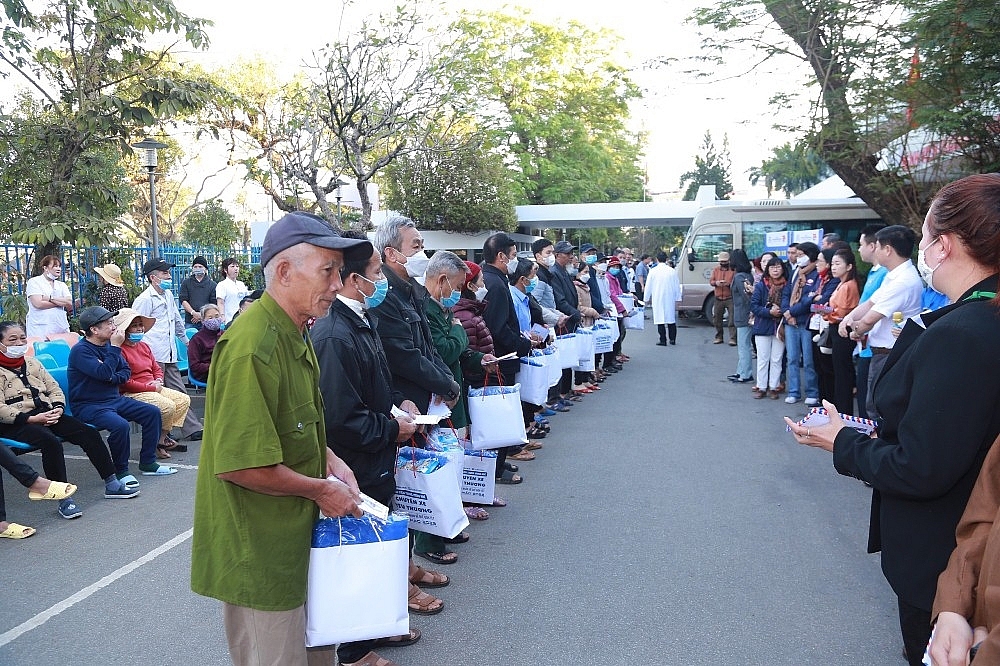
top-left (481, 233), bottom-right (533, 483)
top-left (550, 240), bottom-right (583, 403)
top-left (311, 238), bottom-right (431, 666)
top-left (370, 217), bottom-right (461, 415)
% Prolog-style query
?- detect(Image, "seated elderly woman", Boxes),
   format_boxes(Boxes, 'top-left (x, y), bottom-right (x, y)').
top-left (68, 306), bottom-right (174, 481)
top-left (188, 303), bottom-right (224, 384)
top-left (114, 308), bottom-right (192, 458)
top-left (0, 320), bottom-right (138, 524)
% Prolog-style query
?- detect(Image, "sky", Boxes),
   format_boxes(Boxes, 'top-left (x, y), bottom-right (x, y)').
top-left (168, 0), bottom-right (807, 202)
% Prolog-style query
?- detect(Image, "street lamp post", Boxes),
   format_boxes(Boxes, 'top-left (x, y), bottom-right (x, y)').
top-left (335, 177), bottom-right (348, 228)
top-left (132, 138), bottom-right (169, 255)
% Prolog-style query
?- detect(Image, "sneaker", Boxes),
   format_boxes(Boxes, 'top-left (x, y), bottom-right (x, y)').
top-left (727, 374), bottom-right (741, 382)
top-left (105, 485), bottom-right (141, 499)
top-left (785, 396), bottom-right (800, 404)
top-left (804, 398), bottom-right (820, 406)
top-left (58, 498), bottom-right (83, 519)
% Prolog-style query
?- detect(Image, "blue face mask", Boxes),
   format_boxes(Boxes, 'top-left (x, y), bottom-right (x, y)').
top-left (127, 333), bottom-right (144, 343)
top-left (159, 279), bottom-right (173, 291)
top-left (359, 275), bottom-right (389, 309)
top-left (609, 267), bottom-right (621, 276)
top-left (441, 289), bottom-right (461, 309)
top-left (525, 277), bottom-right (538, 294)
top-left (584, 255), bottom-right (598, 265)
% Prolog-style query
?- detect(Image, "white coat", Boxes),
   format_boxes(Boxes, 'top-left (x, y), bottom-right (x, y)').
top-left (644, 263), bottom-right (681, 325)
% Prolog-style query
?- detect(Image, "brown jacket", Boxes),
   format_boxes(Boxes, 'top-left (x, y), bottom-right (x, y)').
top-left (573, 281), bottom-right (600, 328)
top-left (710, 266), bottom-right (735, 300)
top-left (933, 433), bottom-right (1000, 662)
top-left (0, 358), bottom-right (65, 425)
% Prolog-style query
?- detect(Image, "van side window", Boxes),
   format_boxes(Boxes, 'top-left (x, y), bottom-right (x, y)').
top-left (689, 234), bottom-right (733, 262)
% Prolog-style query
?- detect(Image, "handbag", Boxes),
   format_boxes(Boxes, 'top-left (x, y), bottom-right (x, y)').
top-left (592, 321), bottom-right (615, 354)
top-left (554, 333), bottom-right (579, 369)
top-left (305, 514), bottom-right (410, 647)
top-left (574, 327), bottom-right (596, 371)
top-left (461, 449), bottom-right (497, 504)
top-left (467, 381), bottom-right (529, 450)
top-left (394, 447), bottom-right (469, 538)
top-left (542, 346), bottom-right (562, 387)
top-left (516, 356), bottom-right (550, 406)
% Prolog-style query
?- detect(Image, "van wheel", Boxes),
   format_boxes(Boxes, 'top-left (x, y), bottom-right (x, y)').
top-left (702, 294), bottom-right (716, 321)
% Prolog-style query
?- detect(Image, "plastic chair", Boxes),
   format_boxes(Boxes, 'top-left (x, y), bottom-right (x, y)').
top-left (25, 336), bottom-right (45, 358)
top-left (188, 373), bottom-right (207, 392)
top-left (33, 340), bottom-right (71, 367)
top-left (1, 436), bottom-right (38, 454)
top-left (34, 353), bottom-right (59, 370)
top-left (46, 332), bottom-right (82, 347)
top-left (175, 336), bottom-right (189, 374)
top-left (185, 328), bottom-right (198, 340)
top-left (49, 366), bottom-right (72, 417)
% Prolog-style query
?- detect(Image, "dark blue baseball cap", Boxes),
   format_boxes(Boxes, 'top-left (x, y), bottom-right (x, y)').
top-left (261, 212), bottom-right (373, 267)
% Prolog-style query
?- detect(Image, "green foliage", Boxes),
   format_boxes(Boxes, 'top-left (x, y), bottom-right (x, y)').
top-left (679, 131), bottom-right (734, 201)
top-left (1, 293), bottom-right (28, 324)
top-left (382, 132), bottom-right (518, 233)
top-left (181, 200), bottom-right (239, 250)
top-left (690, 0), bottom-right (1000, 227)
top-left (0, 0), bottom-right (215, 255)
top-left (449, 9), bottom-right (645, 205)
top-left (749, 141), bottom-right (833, 196)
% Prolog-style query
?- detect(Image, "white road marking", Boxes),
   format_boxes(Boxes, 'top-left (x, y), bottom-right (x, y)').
top-left (0, 528), bottom-right (194, 647)
top-left (25, 452), bottom-right (199, 470)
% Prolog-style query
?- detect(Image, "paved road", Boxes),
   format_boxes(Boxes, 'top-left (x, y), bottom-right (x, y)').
top-left (0, 320), bottom-right (905, 665)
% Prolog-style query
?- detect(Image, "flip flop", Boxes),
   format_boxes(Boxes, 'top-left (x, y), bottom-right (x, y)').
top-left (464, 506), bottom-right (489, 521)
top-left (140, 465), bottom-right (178, 476)
top-left (371, 629), bottom-right (422, 648)
top-left (495, 470), bottom-right (522, 485)
top-left (503, 461), bottom-right (519, 473)
top-left (444, 531), bottom-right (470, 544)
top-left (491, 496), bottom-right (507, 507)
top-left (508, 450), bottom-right (535, 462)
top-left (156, 446), bottom-right (172, 459)
top-left (28, 481), bottom-right (77, 501)
top-left (0, 522), bottom-right (36, 539)
top-left (415, 549), bottom-right (458, 565)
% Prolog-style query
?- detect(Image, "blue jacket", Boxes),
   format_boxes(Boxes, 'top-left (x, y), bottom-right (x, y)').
top-left (68, 339), bottom-right (131, 408)
top-left (750, 279), bottom-right (781, 336)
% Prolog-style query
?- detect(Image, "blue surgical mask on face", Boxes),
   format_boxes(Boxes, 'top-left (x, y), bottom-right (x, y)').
top-left (358, 275), bottom-right (389, 309)
top-left (584, 255), bottom-right (598, 265)
top-left (127, 333), bottom-right (144, 343)
top-left (526, 277), bottom-right (538, 293)
top-left (159, 278), bottom-right (173, 291)
top-left (609, 267), bottom-right (621, 276)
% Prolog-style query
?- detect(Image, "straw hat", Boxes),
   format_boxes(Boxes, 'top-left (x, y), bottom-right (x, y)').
top-left (113, 307), bottom-right (156, 332)
top-left (95, 263), bottom-right (125, 287)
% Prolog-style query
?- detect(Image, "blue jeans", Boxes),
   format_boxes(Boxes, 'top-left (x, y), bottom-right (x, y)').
top-left (785, 323), bottom-right (818, 399)
top-left (735, 327), bottom-right (753, 379)
top-left (75, 397), bottom-right (162, 472)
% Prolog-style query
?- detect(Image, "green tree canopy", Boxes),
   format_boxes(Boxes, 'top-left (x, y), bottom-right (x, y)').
top-left (181, 200), bottom-right (239, 250)
top-left (449, 9), bottom-right (645, 205)
top-left (749, 141), bottom-right (833, 197)
top-left (679, 131), bottom-right (734, 201)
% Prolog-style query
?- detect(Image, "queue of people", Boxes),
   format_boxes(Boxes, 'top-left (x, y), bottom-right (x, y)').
top-left (782, 174), bottom-right (1000, 665)
top-left (187, 213), bottom-right (641, 666)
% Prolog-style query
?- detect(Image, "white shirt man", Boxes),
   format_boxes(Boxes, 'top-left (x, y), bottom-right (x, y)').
top-left (216, 258), bottom-right (248, 323)
top-left (865, 260), bottom-right (923, 350)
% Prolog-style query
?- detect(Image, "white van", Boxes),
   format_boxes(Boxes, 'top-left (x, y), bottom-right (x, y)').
top-left (677, 198), bottom-right (882, 318)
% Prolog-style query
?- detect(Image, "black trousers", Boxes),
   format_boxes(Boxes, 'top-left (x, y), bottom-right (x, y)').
top-left (897, 597), bottom-right (932, 666)
top-left (657, 323), bottom-right (677, 344)
top-left (830, 332), bottom-right (856, 415)
top-left (0, 415), bottom-right (115, 482)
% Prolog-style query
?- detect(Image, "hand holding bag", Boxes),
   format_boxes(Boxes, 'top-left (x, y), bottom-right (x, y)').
top-left (305, 513), bottom-right (410, 647)
top-left (516, 355), bottom-right (550, 406)
top-left (467, 371), bottom-right (529, 450)
top-left (394, 446), bottom-right (469, 538)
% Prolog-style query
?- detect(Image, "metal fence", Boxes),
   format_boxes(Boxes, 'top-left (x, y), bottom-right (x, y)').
top-left (0, 244), bottom-right (263, 314)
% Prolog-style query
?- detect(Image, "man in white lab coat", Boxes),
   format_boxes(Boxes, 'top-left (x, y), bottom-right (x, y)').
top-left (644, 251), bottom-right (682, 346)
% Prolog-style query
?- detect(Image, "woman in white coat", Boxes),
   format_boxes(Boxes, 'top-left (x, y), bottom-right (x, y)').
top-left (644, 251), bottom-right (682, 346)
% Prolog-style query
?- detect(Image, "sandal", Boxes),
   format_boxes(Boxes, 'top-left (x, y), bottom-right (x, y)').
top-left (503, 461), bottom-right (519, 473)
top-left (371, 629), bottom-right (422, 648)
top-left (156, 446), bottom-right (172, 459)
top-left (444, 531), bottom-right (470, 544)
top-left (509, 450), bottom-right (536, 462)
top-left (159, 436), bottom-right (179, 451)
top-left (342, 651), bottom-right (401, 666)
top-left (464, 505), bottom-right (489, 521)
top-left (0, 522), bottom-right (36, 539)
top-left (524, 441), bottom-right (543, 451)
top-left (496, 470), bottom-right (522, 485)
top-left (407, 583), bottom-right (444, 615)
top-left (492, 496), bottom-right (508, 507)
top-left (415, 549), bottom-right (458, 565)
top-left (409, 565), bottom-right (450, 588)
top-left (28, 481), bottom-right (77, 501)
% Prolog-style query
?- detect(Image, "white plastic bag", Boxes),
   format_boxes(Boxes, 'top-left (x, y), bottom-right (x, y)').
top-left (394, 447), bottom-right (469, 538)
top-left (467, 384), bottom-right (528, 450)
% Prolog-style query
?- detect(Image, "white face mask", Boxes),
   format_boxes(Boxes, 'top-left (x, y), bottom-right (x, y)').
top-left (543, 254), bottom-right (556, 268)
top-left (596, 263), bottom-right (608, 273)
top-left (474, 286), bottom-right (488, 302)
top-left (796, 255), bottom-right (810, 268)
top-left (403, 250), bottom-right (430, 279)
top-left (505, 255), bottom-right (518, 275)
top-left (2, 344), bottom-right (28, 359)
top-left (917, 238), bottom-right (943, 292)
top-left (579, 273), bottom-right (591, 283)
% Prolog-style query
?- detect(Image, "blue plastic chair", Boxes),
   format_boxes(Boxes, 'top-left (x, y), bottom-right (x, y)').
top-left (1, 436), bottom-right (38, 454)
top-left (175, 336), bottom-right (189, 374)
top-left (49, 366), bottom-right (72, 417)
top-left (33, 340), bottom-right (71, 367)
top-left (189, 373), bottom-right (207, 391)
top-left (34, 353), bottom-right (59, 370)
top-left (185, 328), bottom-right (198, 341)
